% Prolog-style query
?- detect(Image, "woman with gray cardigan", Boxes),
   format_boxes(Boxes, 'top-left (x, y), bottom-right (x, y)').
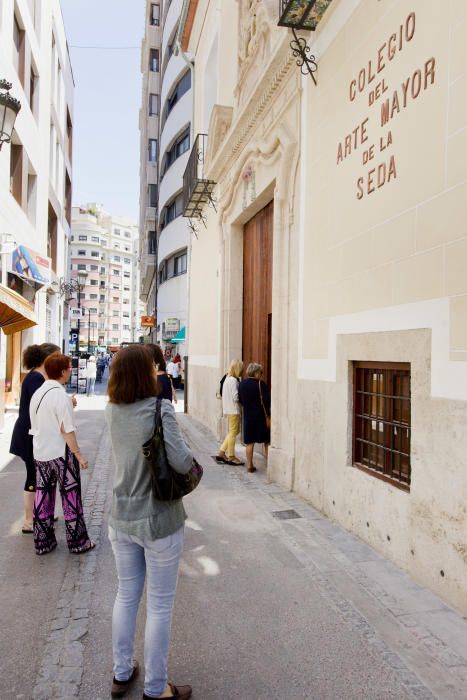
top-left (106, 345), bottom-right (193, 700)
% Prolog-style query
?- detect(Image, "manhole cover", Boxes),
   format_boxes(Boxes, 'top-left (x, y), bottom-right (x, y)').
top-left (272, 509), bottom-right (302, 520)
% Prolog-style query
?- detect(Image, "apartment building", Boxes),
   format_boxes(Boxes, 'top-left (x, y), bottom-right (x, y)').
top-left (139, 1), bottom-right (162, 341)
top-left (139, 0), bottom-right (191, 354)
top-left (69, 205), bottom-right (141, 352)
top-left (0, 0), bottom-right (73, 422)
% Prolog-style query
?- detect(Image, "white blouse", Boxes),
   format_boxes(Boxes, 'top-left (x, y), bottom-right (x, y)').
top-left (29, 380), bottom-right (76, 461)
top-left (222, 375), bottom-right (240, 415)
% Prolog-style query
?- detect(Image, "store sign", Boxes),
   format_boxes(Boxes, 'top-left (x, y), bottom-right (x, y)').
top-left (141, 315), bottom-right (155, 327)
top-left (11, 245), bottom-right (52, 285)
top-left (335, 11), bottom-right (437, 200)
top-left (165, 318), bottom-right (179, 332)
top-left (70, 308), bottom-right (84, 320)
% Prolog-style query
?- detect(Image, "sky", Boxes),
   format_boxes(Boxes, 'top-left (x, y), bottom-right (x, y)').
top-left (60, 0), bottom-right (145, 222)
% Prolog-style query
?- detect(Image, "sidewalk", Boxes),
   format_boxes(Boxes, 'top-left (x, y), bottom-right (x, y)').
top-left (1, 400), bottom-right (466, 699)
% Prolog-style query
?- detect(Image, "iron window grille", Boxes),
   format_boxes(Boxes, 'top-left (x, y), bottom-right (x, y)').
top-left (353, 362), bottom-right (411, 491)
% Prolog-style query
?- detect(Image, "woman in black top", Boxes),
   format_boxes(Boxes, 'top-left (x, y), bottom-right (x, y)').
top-left (238, 362), bottom-right (271, 473)
top-left (10, 343), bottom-right (60, 533)
top-left (147, 344), bottom-right (176, 402)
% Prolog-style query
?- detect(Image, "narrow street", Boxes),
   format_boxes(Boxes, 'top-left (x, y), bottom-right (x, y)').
top-left (0, 393), bottom-right (466, 700)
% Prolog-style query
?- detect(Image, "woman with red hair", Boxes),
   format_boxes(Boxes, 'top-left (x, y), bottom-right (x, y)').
top-left (29, 352), bottom-right (94, 555)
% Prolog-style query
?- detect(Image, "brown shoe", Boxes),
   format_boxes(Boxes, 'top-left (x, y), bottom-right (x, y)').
top-left (143, 682), bottom-right (192, 699)
top-left (111, 660), bottom-right (140, 697)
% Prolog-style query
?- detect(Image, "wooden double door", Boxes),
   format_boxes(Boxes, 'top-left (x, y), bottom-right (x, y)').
top-left (242, 201), bottom-right (273, 387)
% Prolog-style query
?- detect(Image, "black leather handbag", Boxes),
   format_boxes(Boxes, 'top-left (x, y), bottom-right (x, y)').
top-left (142, 398), bottom-right (203, 501)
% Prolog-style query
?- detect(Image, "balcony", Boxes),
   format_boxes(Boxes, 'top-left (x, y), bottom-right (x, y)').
top-left (182, 134), bottom-right (216, 219)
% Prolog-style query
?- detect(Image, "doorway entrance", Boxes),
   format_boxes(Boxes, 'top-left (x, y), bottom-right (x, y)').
top-left (242, 201), bottom-right (273, 386)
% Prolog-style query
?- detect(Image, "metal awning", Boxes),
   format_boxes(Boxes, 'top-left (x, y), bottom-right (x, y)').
top-left (170, 326), bottom-right (186, 343)
top-left (0, 284), bottom-right (37, 335)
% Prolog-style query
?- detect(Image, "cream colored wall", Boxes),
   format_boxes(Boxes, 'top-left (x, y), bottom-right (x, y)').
top-left (292, 329), bottom-right (467, 614)
top-left (303, 0), bottom-right (467, 366)
top-left (185, 0), bottom-right (467, 613)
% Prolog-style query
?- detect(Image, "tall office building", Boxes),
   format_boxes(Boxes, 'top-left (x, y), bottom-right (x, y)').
top-left (139, 0), bottom-right (191, 354)
top-left (0, 0), bottom-right (73, 421)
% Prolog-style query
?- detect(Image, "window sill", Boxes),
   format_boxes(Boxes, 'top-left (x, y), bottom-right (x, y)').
top-left (353, 463), bottom-right (410, 493)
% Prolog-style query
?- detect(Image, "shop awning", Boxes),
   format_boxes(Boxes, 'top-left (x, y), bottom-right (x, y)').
top-left (0, 284), bottom-right (37, 335)
top-left (170, 326), bottom-right (186, 343)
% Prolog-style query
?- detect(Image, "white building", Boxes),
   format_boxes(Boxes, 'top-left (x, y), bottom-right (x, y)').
top-left (0, 0), bottom-right (73, 422)
top-left (139, 0), bottom-right (191, 355)
top-left (69, 205), bottom-right (141, 353)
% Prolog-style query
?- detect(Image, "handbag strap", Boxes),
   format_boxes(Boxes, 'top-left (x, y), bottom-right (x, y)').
top-left (258, 380), bottom-right (268, 421)
top-left (35, 387), bottom-right (60, 414)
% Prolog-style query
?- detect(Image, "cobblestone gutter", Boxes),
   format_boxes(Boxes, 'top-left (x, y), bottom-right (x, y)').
top-left (31, 429), bottom-right (112, 700)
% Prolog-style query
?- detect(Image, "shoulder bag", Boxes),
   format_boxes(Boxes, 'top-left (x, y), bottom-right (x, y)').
top-left (142, 398), bottom-right (203, 501)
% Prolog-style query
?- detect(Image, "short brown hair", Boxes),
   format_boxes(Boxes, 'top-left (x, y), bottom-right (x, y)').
top-left (23, 343), bottom-right (60, 370)
top-left (146, 343), bottom-right (166, 372)
top-left (107, 345), bottom-right (160, 404)
top-left (44, 352), bottom-right (71, 380)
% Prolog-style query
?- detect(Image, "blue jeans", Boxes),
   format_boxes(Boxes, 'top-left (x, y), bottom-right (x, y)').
top-left (109, 525), bottom-right (184, 697)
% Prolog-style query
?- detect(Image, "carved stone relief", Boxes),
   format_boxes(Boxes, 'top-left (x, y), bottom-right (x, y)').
top-left (236, 0), bottom-right (274, 108)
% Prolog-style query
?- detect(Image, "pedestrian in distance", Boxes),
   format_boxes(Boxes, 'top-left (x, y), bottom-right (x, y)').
top-left (214, 359), bottom-right (245, 466)
top-left (10, 342), bottom-right (61, 533)
top-left (238, 362), bottom-right (271, 473)
top-left (96, 355), bottom-right (106, 383)
top-left (106, 345), bottom-right (193, 700)
top-left (147, 344), bottom-right (177, 403)
top-left (172, 353), bottom-right (182, 390)
top-left (86, 355), bottom-right (97, 395)
top-left (29, 352), bottom-right (95, 555)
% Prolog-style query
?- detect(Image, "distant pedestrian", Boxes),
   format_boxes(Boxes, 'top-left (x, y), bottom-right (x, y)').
top-left (106, 345), bottom-right (193, 700)
top-left (238, 362), bottom-right (271, 473)
top-left (86, 356), bottom-right (97, 395)
top-left (10, 343), bottom-right (60, 533)
top-left (172, 354), bottom-right (182, 389)
top-left (96, 355), bottom-right (105, 383)
top-left (215, 359), bottom-right (245, 466)
top-left (147, 344), bottom-right (176, 402)
top-left (29, 352), bottom-right (94, 555)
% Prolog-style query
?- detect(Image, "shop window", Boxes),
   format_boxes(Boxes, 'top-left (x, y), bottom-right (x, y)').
top-left (353, 362), bottom-right (411, 490)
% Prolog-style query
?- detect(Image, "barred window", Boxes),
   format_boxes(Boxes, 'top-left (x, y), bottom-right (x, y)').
top-left (353, 362), bottom-right (411, 490)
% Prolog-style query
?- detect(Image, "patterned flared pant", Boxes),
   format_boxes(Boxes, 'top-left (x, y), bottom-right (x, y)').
top-left (33, 447), bottom-right (92, 555)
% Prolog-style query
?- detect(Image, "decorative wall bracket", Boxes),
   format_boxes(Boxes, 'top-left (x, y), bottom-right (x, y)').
top-left (290, 28), bottom-right (317, 84)
top-left (278, 1), bottom-right (335, 85)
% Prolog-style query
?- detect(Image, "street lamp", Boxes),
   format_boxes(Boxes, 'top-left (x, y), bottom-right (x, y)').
top-left (277, 1), bottom-right (335, 84)
top-left (0, 80), bottom-right (21, 151)
top-left (56, 272), bottom-right (87, 389)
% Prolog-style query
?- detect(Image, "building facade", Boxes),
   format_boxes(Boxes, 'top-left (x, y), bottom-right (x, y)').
top-left (139, 0), bottom-right (162, 339)
top-left (69, 205), bottom-right (141, 353)
top-left (139, 0), bottom-right (192, 355)
top-left (0, 0), bottom-right (73, 422)
top-left (181, 0), bottom-right (467, 614)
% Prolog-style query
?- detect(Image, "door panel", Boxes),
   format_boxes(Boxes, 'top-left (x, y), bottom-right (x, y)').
top-left (242, 201), bottom-right (273, 386)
